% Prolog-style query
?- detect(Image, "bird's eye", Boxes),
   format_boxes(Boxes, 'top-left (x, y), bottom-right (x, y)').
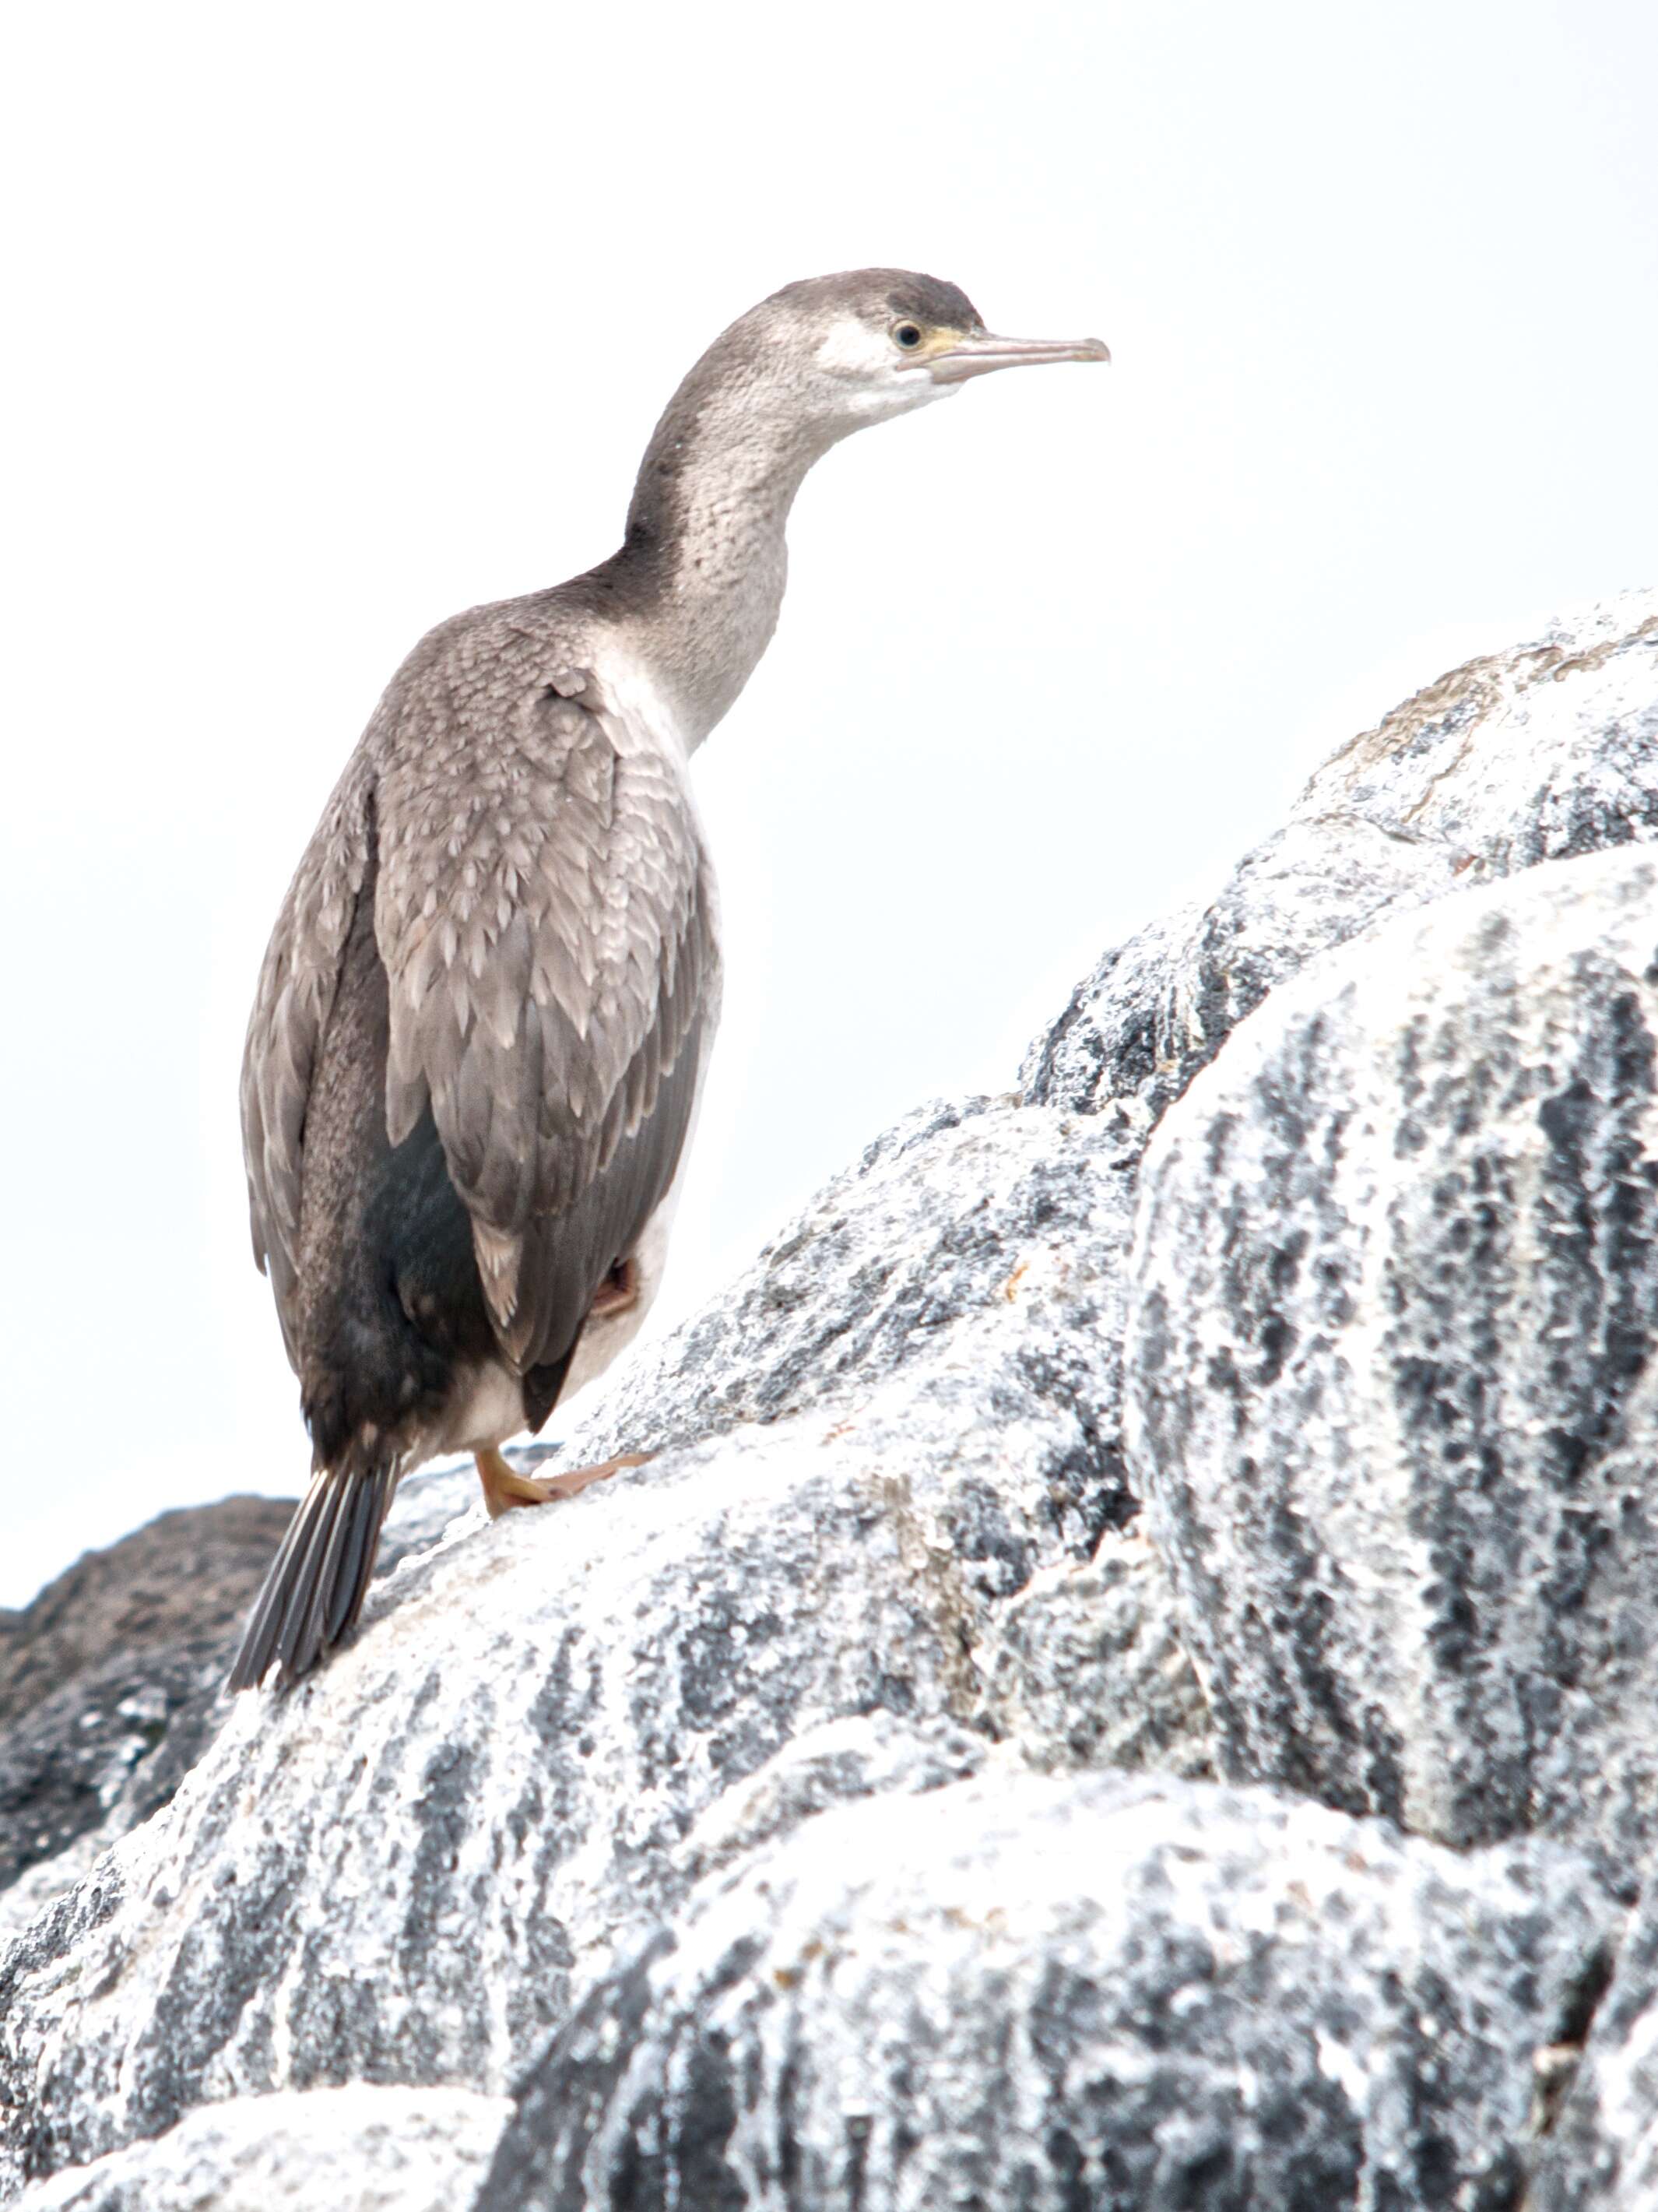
top-left (892, 322), bottom-right (924, 350)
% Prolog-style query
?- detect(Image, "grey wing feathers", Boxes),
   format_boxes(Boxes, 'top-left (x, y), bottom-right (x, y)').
top-left (375, 680), bottom-right (716, 1372)
top-left (241, 757), bottom-right (375, 1367)
top-left (241, 621), bottom-right (715, 1392)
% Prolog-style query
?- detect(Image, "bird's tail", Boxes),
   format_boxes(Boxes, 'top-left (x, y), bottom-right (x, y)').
top-left (228, 1461), bottom-right (398, 1692)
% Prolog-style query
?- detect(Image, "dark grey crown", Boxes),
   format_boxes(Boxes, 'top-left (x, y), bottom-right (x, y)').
top-left (764, 267), bottom-right (985, 334)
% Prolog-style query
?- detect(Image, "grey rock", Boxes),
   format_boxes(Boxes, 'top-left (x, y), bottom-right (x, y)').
top-left (0, 1498), bottom-right (296, 1732)
top-left (0, 1500), bottom-right (295, 1939)
top-left (12, 2087), bottom-right (507, 2212)
top-left (0, 1481), bottom-right (478, 1949)
top-left (553, 1094), bottom-right (1139, 1553)
top-left (974, 1529), bottom-right (1214, 1778)
top-left (481, 1767), bottom-right (1619, 2212)
top-left (1126, 842), bottom-right (1658, 1883)
top-left (6, 592), bottom-right (1658, 2209)
top-left (0, 1096), bottom-right (1143, 2198)
top-left (1533, 1875), bottom-right (1658, 2210)
top-left (1025, 587), bottom-right (1658, 1142)
top-left (670, 1710), bottom-right (986, 1886)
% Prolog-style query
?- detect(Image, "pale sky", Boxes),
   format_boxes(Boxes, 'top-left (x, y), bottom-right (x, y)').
top-left (4, 0), bottom-right (1656, 1605)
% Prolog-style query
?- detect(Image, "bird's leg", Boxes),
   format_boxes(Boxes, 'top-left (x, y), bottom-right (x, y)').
top-left (475, 1444), bottom-right (652, 1520)
top-left (588, 1255), bottom-right (640, 1318)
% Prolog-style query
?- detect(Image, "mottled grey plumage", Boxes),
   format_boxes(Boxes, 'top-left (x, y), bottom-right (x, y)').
top-left (243, 637), bottom-right (715, 1380)
top-left (231, 269), bottom-right (1108, 1690)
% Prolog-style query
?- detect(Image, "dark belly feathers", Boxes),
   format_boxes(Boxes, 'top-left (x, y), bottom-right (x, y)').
top-left (293, 849), bottom-right (574, 1478)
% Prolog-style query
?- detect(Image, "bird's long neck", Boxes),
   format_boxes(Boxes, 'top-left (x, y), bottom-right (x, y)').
top-left (588, 360), bottom-right (835, 749)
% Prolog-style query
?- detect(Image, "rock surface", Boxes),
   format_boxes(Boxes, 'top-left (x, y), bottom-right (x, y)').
top-left (0, 1500), bottom-right (294, 1943)
top-left (11, 2087), bottom-right (507, 2212)
top-left (0, 1095), bottom-right (1139, 2198)
top-left (1533, 1876), bottom-right (1658, 2210)
top-left (1026, 586), bottom-right (1658, 1143)
top-left (553, 1093), bottom-right (1137, 1538)
top-left (973, 1531), bottom-right (1214, 1778)
top-left (1127, 843), bottom-right (1658, 1884)
top-left (483, 1770), bottom-right (1614, 2212)
top-left (1, 589), bottom-right (1656, 2207)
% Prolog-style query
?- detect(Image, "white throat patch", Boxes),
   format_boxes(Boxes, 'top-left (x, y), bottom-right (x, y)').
top-left (813, 315), bottom-right (950, 421)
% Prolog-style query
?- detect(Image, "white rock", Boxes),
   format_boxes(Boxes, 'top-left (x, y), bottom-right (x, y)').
top-left (12, 2087), bottom-right (507, 2212)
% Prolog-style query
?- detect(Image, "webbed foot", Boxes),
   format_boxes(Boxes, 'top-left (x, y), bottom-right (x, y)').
top-left (475, 1444), bottom-right (652, 1520)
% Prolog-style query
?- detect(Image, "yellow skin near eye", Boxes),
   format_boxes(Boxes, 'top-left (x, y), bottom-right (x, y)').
top-left (896, 322), bottom-right (972, 361)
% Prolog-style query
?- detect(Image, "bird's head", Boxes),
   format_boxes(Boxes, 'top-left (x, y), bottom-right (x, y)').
top-left (697, 268), bottom-right (1111, 444)
top-left (609, 269), bottom-right (1108, 726)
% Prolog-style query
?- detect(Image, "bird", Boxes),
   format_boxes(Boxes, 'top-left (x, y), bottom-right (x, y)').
top-left (230, 268), bottom-right (1110, 1690)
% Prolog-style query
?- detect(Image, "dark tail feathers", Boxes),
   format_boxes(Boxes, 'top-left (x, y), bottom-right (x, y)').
top-left (228, 1462), bottom-right (397, 1691)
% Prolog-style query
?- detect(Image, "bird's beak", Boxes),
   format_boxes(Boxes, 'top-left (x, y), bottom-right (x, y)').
top-left (926, 331), bottom-right (1112, 385)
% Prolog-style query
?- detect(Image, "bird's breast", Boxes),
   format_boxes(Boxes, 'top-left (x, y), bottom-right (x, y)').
top-left (590, 644), bottom-right (697, 772)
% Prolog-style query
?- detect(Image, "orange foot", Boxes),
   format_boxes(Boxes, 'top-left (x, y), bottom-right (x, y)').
top-left (475, 1444), bottom-right (653, 1521)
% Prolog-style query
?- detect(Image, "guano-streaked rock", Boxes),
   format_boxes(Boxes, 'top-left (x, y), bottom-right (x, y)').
top-left (1127, 842), bottom-right (1658, 1881)
top-left (0, 1096), bottom-right (1139, 2197)
top-left (481, 1769), bottom-right (1617, 2212)
top-left (1026, 587), bottom-right (1658, 1142)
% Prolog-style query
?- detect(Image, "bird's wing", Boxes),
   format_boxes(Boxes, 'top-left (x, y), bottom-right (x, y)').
top-left (374, 678), bottom-right (717, 1375)
top-left (241, 751), bottom-right (377, 1367)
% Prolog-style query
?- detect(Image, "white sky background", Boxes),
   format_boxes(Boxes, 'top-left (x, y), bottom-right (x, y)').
top-left (2, 1), bottom-right (1655, 1605)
